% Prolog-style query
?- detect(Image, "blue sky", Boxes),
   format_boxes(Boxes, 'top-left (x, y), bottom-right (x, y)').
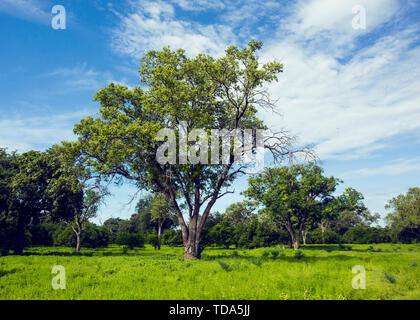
top-left (1, 0), bottom-right (419, 225)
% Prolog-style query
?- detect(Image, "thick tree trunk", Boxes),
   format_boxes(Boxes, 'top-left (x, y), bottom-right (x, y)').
top-left (184, 237), bottom-right (200, 260)
top-left (184, 214), bottom-right (201, 260)
top-left (13, 213), bottom-right (26, 255)
top-left (286, 227), bottom-right (300, 250)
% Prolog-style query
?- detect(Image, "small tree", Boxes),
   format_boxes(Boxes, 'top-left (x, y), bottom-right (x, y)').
top-left (47, 144), bottom-right (107, 252)
top-left (149, 193), bottom-right (175, 250)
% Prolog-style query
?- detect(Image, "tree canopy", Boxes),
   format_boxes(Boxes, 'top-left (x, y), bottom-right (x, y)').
top-left (72, 40), bottom-right (310, 259)
top-left (244, 163), bottom-right (339, 249)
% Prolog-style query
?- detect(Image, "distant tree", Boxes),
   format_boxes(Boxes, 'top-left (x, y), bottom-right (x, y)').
top-left (329, 188), bottom-right (380, 235)
top-left (224, 201), bottom-right (256, 226)
top-left (103, 217), bottom-right (124, 239)
top-left (244, 163), bottom-right (339, 250)
top-left (0, 148), bottom-right (19, 251)
top-left (8, 150), bottom-right (60, 254)
top-left (150, 193), bottom-right (176, 250)
top-left (47, 144), bottom-right (108, 252)
top-left (385, 187), bottom-right (420, 242)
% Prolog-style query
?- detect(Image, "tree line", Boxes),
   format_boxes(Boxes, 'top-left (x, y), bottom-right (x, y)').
top-left (1, 145), bottom-right (418, 255)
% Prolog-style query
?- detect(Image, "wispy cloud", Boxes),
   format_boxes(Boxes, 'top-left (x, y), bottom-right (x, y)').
top-left (109, 0), bottom-right (420, 162)
top-left (111, 0), bottom-right (237, 58)
top-left (341, 157), bottom-right (420, 179)
top-left (40, 63), bottom-right (131, 91)
top-left (0, 109), bottom-right (93, 153)
top-left (0, 0), bottom-right (51, 25)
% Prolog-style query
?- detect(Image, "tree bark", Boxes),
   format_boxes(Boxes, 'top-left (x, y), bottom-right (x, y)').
top-left (302, 230), bottom-right (307, 245)
top-left (75, 232), bottom-right (81, 252)
top-left (13, 213), bottom-right (26, 255)
top-left (70, 217), bottom-right (82, 252)
top-left (157, 221), bottom-right (162, 251)
top-left (184, 237), bottom-right (200, 260)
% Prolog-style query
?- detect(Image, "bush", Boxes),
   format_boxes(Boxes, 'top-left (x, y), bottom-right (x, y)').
top-left (343, 227), bottom-right (392, 244)
top-left (116, 232), bottom-right (144, 249)
top-left (29, 223), bottom-right (60, 246)
top-left (310, 229), bottom-right (340, 244)
top-left (54, 227), bottom-right (75, 247)
top-left (162, 229), bottom-right (183, 246)
top-left (294, 250), bottom-right (305, 259)
top-left (54, 223), bottom-right (110, 248)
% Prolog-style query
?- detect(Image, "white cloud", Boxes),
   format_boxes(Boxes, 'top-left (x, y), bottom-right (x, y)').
top-left (0, 109), bottom-right (92, 153)
top-left (40, 64), bottom-right (131, 91)
top-left (261, 23), bottom-right (420, 160)
top-left (169, 0), bottom-right (226, 11)
top-left (281, 0), bottom-right (401, 57)
top-left (0, 0), bottom-right (51, 24)
top-left (110, 0), bottom-right (420, 161)
top-left (111, 0), bottom-right (236, 58)
top-left (341, 157), bottom-right (420, 178)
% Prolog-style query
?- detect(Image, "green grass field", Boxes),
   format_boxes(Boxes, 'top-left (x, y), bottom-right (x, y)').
top-left (1, 244), bottom-right (419, 300)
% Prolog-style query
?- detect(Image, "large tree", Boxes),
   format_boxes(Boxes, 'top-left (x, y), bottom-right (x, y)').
top-left (244, 163), bottom-right (339, 250)
top-left (72, 40), bottom-right (310, 259)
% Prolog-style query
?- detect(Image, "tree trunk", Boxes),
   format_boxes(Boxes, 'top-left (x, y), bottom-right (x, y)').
top-left (157, 222), bottom-right (162, 251)
top-left (183, 214), bottom-right (201, 260)
top-left (286, 228), bottom-right (300, 250)
top-left (75, 232), bottom-right (81, 252)
top-left (71, 218), bottom-right (82, 252)
top-left (302, 230), bottom-right (307, 245)
top-left (13, 213), bottom-right (26, 255)
top-left (184, 237), bottom-right (200, 260)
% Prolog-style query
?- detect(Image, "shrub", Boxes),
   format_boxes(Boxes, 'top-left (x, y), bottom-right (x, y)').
top-left (294, 250), bottom-right (305, 259)
top-left (271, 250), bottom-right (280, 259)
top-left (250, 258), bottom-right (263, 267)
top-left (54, 223), bottom-right (110, 248)
top-left (162, 229), bottom-right (183, 246)
top-left (116, 232), bottom-right (144, 249)
top-left (310, 229), bottom-right (340, 244)
top-left (384, 272), bottom-right (396, 283)
top-left (343, 226), bottom-right (392, 244)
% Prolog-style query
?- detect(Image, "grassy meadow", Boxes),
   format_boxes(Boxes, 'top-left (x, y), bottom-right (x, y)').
top-left (0, 244), bottom-right (419, 300)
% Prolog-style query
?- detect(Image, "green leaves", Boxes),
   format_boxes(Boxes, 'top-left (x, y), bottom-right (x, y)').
top-left (244, 163), bottom-right (340, 248)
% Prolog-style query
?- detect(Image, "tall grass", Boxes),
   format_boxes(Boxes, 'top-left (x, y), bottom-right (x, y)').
top-left (0, 244), bottom-right (419, 300)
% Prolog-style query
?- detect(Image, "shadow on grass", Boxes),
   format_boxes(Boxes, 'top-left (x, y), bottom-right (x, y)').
top-left (200, 253), bottom-right (355, 264)
top-left (0, 268), bottom-right (18, 278)
top-left (299, 245), bottom-right (367, 253)
top-left (20, 249), bottom-right (182, 259)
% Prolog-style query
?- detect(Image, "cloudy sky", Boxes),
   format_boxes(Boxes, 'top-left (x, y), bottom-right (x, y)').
top-left (1, 0), bottom-right (419, 224)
